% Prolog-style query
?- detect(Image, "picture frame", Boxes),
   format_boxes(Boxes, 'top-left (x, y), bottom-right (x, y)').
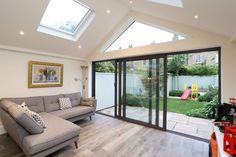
top-left (28, 61), bottom-right (63, 88)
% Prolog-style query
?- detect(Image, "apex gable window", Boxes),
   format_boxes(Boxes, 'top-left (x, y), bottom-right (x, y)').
top-left (105, 21), bottom-right (186, 52)
top-left (37, 0), bottom-right (95, 41)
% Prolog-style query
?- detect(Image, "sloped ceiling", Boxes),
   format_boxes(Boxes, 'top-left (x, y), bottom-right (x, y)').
top-left (0, 0), bottom-right (235, 59)
top-left (123, 0), bottom-right (236, 39)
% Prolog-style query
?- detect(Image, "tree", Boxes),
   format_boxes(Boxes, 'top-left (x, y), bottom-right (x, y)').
top-left (95, 61), bottom-right (115, 73)
top-left (168, 55), bottom-right (186, 90)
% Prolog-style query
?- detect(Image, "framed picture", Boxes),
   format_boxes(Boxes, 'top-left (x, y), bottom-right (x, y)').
top-left (28, 61), bottom-right (63, 88)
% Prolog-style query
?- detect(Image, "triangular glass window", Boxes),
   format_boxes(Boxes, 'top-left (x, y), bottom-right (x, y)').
top-left (105, 21), bottom-right (186, 52)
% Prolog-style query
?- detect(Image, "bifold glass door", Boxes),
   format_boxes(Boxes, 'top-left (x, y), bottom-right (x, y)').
top-left (115, 57), bottom-right (167, 130)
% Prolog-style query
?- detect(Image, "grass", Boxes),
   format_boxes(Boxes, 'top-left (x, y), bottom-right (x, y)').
top-left (165, 98), bottom-right (204, 114)
top-left (127, 96), bottom-right (205, 115)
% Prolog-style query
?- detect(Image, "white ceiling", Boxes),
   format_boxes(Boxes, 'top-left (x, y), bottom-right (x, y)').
top-left (0, 0), bottom-right (235, 59)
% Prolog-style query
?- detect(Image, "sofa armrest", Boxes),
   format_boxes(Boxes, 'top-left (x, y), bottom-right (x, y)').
top-left (80, 97), bottom-right (97, 111)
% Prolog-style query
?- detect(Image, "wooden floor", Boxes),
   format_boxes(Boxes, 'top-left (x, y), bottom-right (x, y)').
top-left (0, 114), bottom-right (209, 157)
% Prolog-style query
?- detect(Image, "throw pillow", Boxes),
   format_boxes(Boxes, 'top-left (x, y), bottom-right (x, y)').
top-left (19, 102), bottom-right (46, 128)
top-left (80, 97), bottom-right (95, 107)
top-left (8, 105), bottom-right (44, 134)
top-left (59, 98), bottom-right (72, 110)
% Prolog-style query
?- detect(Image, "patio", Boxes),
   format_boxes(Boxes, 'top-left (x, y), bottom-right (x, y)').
top-left (99, 106), bottom-right (212, 139)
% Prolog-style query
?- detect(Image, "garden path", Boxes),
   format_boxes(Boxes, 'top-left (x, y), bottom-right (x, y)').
top-left (99, 106), bottom-right (212, 139)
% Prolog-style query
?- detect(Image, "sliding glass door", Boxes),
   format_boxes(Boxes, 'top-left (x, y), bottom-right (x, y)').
top-left (92, 47), bottom-right (221, 138)
top-left (116, 57), bottom-right (167, 130)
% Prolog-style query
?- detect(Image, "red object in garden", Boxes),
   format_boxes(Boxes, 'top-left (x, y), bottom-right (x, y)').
top-left (229, 98), bottom-right (236, 105)
top-left (223, 126), bottom-right (236, 155)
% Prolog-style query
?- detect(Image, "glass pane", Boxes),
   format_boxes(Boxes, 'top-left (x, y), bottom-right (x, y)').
top-left (106, 22), bottom-right (186, 52)
top-left (125, 60), bottom-right (149, 123)
top-left (95, 61), bottom-right (115, 116)
top-left (158, 58), bottom-right (164, 128)
top-left (40, 0), bottom-right (89, 34)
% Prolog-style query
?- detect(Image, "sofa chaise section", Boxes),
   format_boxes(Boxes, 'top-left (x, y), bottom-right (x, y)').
top-left (23, 113), bottom-right (80, 157)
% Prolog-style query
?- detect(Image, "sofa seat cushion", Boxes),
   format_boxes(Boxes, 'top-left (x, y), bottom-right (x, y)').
top-left (50, 106), bottom-right (94, 120)
top-left (22, 113), bottom-right (80, 155)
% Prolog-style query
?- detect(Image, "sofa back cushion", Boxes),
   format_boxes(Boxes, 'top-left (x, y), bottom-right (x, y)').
top-left (44, 94), bottom-right (64, 112)
top-left (0, 99), bottom-right (15, 111)
top-left (63, 92), bottom-right (81, 107)
top-left (2, 96), bottom-right (45, 113)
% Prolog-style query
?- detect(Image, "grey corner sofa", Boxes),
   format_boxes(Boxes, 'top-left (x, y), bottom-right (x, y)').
top-left (0, 92), bottom-right (97, 157)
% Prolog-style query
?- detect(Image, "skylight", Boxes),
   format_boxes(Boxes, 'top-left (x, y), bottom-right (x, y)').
top-left (146, 0), bottom-right (183, 8)
top-left (38, 0), bottom-right (94, 41)
top-left (105, 22), bottom-right (186, 52)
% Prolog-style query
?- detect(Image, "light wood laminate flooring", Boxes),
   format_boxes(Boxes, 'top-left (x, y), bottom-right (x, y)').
top-left (0, 114), bottom-right (209, 157)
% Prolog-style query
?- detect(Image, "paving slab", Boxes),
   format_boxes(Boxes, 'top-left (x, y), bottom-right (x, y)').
top-left (99, 106), bottom-right (212, 139)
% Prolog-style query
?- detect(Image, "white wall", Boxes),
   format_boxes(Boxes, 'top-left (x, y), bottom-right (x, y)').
top-left (170, 75), bottom-right (218, 91)
top-left (89, 11), bottom-right (236, 102)
top-left (0, 48), bottom-right (87, 98)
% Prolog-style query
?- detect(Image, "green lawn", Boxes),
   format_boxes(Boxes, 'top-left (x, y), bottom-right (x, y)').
top-left (165, 98), bottom-right (204, 114)
top-left (127, 96), bottom-right (205, 115)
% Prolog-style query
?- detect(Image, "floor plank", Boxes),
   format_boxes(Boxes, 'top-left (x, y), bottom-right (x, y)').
top-left (0, 114), bottom-right (209, 157)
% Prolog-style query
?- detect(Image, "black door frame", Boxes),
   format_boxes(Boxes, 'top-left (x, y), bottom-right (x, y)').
top-left (92, 46), bottom-right (221, 132)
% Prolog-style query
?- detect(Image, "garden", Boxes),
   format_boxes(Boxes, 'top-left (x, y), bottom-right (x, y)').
top-left (126, 85), bottom-right (218, 119)
top-left (95, 53), bottom-right (219, 120)
top-left (125, 53), bottom-right (219, 119)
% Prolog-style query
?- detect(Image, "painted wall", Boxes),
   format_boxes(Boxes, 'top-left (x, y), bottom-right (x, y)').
top-left (0, 47), bottom-right (86, 98)
top-left (170, 75), bottom-right (218, 91)
top-left (88, 11), bottom-right (236, 102)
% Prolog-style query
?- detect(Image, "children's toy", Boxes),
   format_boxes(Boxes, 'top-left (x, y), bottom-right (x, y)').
top-left (181, 89), bottom-right (191, 100)
top-left (224, 126), bottom-right (236, 155)
top-left (229, 98), bottom-right (236, 105)
top-left (191, 84), bottom-right (198, 100)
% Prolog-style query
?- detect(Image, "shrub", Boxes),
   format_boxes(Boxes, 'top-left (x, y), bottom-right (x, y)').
top-left (169, 90), bottom-right (183, 97)
top-left (198, 86), bottom-right (218, 102)
top-left (125, 94), bottom-right (148, 107)
top-left (180, 64), bottom-right (218, 76)
top-left (186, 108), bottom-right (207, 118)
top-left (186, 95), bottom-right (218, 119)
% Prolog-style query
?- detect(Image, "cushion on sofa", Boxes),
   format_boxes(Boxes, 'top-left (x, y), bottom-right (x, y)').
top-left (8, 105), bottom-right (44, 134)
top-left (50, 106), bottom-right (94, 120)
top-left (59, 98), bottom-right (72, 110)
top-left (43, 94), bottom-right (64, 112)
top-left (2, 96), bottom-right (45, 113)
top-left (22, 113), bottom-right (80, 155)
top-left (63, 92), bottom-right (81, 107)
top-left (80, 97), bottom-right (96, 107)
top-left (20, 102), bottom-right (46, 128)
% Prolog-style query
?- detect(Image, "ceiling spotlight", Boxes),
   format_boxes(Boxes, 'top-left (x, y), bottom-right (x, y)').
top-left (19, 31), bottom-right (24, 35)
top-left (78, 45), bottom-right (82, 49)
top-left (194, 15), bottom-right (199, 19)
top-left (129, 0), bottom-right (133, 4)
top-left (106, 9), bottom-right (111, 14)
